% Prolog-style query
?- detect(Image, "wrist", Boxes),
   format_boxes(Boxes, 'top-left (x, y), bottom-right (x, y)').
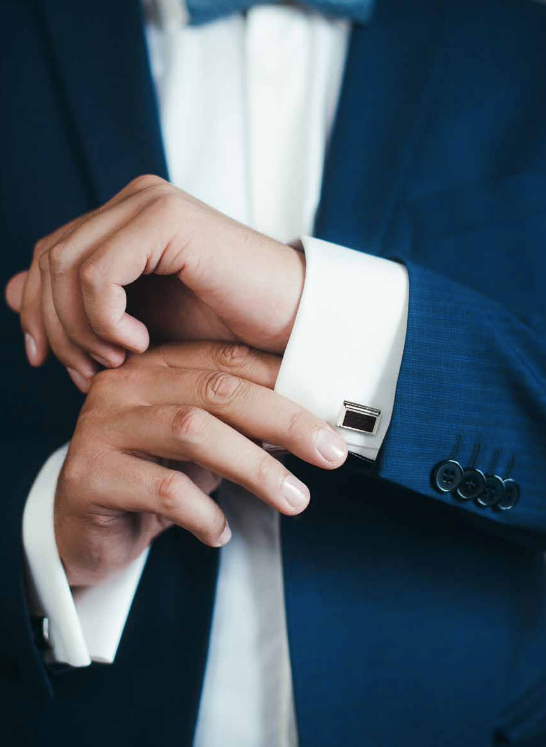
top-left (275, 243), bottom-right (306, 353)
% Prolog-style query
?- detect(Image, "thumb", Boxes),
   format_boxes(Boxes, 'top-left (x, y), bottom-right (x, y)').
top-left (5, 271), bottom-right (28, 313)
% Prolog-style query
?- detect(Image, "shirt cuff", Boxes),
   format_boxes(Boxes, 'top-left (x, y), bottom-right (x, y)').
top-left (274, 236), bottom-right (409, 460)
top-left (22, 444), bottom-right (148, 667)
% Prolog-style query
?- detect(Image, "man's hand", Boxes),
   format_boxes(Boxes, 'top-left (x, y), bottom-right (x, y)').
top-left (57, 341), bottom-right (347, 586)
top-left (5, 175), bottom-right (306, 391)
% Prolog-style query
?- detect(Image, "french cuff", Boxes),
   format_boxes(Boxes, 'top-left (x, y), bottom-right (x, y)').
top-left (274, 236), bottom-right (409, 460)
top-left (22, 444), bottom-right (148, 667)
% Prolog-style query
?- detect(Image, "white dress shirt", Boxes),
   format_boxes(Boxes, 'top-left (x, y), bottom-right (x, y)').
top-left (23, 3), bottom-right (409, 746)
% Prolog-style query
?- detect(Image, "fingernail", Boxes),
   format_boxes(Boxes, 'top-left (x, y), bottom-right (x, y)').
top-left (215, 522), bottom-right (232, 547)
top-left (282, 474), bottom-right (310, 512)
top-left (67, 367), bottom-right (90, 393)
top-left (24, 333), bottom-right (38, 365)
top-left (91, 353), bottom-right (112, 368)
top-left (316, 427), bottom-right (348, 464)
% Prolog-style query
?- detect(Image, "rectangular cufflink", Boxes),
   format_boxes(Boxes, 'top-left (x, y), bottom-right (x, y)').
top-left (337, 401), bottom-right (381, 436)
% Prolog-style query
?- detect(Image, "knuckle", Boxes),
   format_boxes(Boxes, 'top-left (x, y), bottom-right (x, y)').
top-left (157, 471), bottom-right (185, 514)
top-left (48, 242), bottom-right (68, 274)
top-left (286, 409), bottom-right (306, 441)
top-left (200, 371), bottom-right (244, 407)
top-left (215, 342), bottom-right (253, 370)
top-left (33, 238), bottom-right (48, 259)
top-left (38, 250), bottom-right (50, 274)
top-left (256, 451), bottom-right (275, 485)
top-left (79, 258), bottom-right (102, 289)
top-left (153, 190), bottom-right (183, 216)
top-left (171, 406), bottom-right (208, 443)
top-left (149, 183), bottom-right (174, 199)
top-left (60, 456), bottom-right (86, 492)
top-left (130, 174), bottom-right (164, 192)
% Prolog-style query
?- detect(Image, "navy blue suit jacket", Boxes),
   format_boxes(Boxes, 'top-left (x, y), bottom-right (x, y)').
top-left (2, 0), bottom-right (546, 744)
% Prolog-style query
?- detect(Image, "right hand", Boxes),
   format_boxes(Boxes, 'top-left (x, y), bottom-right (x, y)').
top-left (57, 340), bottom-right (347, 586)
top-left (4, 175), bottom-right (306, 391)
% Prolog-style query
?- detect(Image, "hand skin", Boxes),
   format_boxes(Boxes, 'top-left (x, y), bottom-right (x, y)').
top-left (55, 341), bottom-right (347, 586)
top-left (4, 175), bottom-right (306, 392)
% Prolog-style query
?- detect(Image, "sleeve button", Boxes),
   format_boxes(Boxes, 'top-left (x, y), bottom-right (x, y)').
top-left (497, 479), bottom-right (520, 510)
top-left (476, 474), bottom-right (505, 507)
top-left (456, 468), bottom-right (486, 501)
top-left (432, 460), bottom-right (463, 493)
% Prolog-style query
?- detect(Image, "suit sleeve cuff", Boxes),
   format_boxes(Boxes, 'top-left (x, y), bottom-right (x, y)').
top-left (274, 236), bottom-right (409, 460)
top-left (22, 445), bottom-right (148, 667)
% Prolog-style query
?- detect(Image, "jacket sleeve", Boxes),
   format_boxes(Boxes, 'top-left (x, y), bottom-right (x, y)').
top-left (275, 230), bottom-right (546, 547)
top-left (0, 435), bottom-right (61, 701)
top-left (377, 257), bottom-right (546, 548)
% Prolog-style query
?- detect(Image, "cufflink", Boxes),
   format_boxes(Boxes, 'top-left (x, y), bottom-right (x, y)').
top-left (337, 401), bottom-right (381, 436)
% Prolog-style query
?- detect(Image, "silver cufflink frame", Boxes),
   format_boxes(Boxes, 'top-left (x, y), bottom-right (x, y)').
top-left (337, 401), bottom-right (381, 436)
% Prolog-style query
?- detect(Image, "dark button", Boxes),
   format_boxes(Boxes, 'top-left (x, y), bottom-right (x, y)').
top-left (456, 468), bottom-right (486, 501)
top-left (476, 474), bottom-right (505, 507)
top-left (432, 460), bottom-right (463, 493)
top-left (497, 479), bottom-right (520, 510)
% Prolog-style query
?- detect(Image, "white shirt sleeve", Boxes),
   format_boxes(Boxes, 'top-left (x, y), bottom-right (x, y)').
top-left (23, 445), bottom-right (148, 667)
top-left (274, 236), bottom-right (409, 461)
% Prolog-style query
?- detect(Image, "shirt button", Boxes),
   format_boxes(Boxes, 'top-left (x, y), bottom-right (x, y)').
top-left (476, 474), bottom-right (505, 507)
top-left (497, 479), bottom-right (520, 510)
top-left (432, 460), bottom-right (463, 493)
top-left (456, 468), bottom-right (486, 501)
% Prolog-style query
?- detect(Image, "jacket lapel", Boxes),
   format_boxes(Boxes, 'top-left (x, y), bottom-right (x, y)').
top-left (37, 0), bottom-right (168, 205)
top-left (314, 0), bottom-right (447, 256)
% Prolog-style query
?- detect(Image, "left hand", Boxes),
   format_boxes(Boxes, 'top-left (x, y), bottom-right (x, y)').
top-left (53, 340), bottom-right (347, 585)
top-left (4, 175), bottom-right (306, 391)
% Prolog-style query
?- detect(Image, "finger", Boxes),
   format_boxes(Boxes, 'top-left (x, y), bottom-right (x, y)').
top-left (15, 177), bottom-right (163, 366)
top-left (84, 451), bottom-right (231, 547)
top-left (49, 237), bottom-right (128, 369)
top-left (39, 252), bottom-right (97, 391)
top-left (5, 271), bottom-right (28, 313)
top-left (20, 250), bottom-right (49, 366)
top-left (174, 462), bottom-right (222, 495)
top-left (152, 341), bottom-right (282, 390)
top-left (102, 174), bottom-right (168, 204)
top-left (116, 404), bottom-right (312, 516)
top-left (20, 222), bottom-right (95, 366)
top-left (133, 366), bottom-right (347, 470)
top-left (19, 223), bottom-right (83, 366)
top-left (79, 197), bottom-right (185, 351)
top-left (48, 188), bottom-right (165, 364)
